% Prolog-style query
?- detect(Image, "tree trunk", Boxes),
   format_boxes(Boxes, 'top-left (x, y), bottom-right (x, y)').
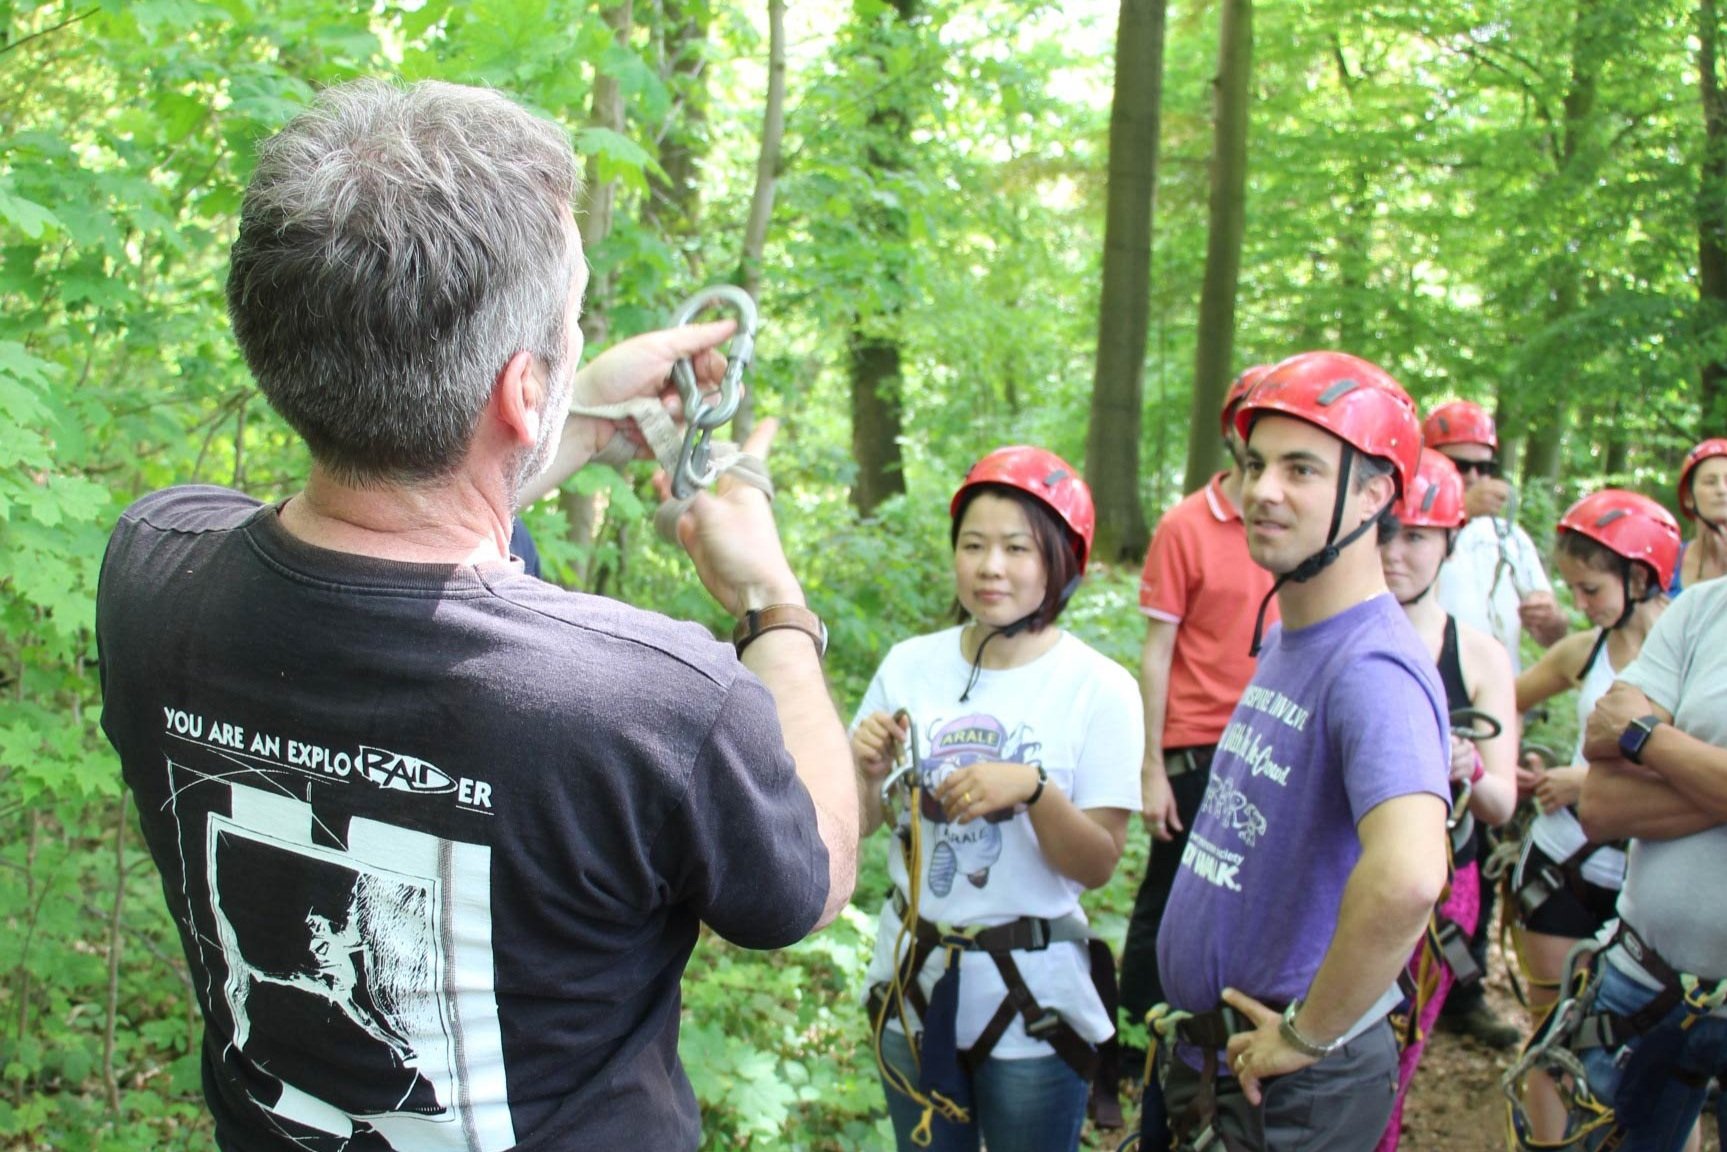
top-left (733, 0), bottom-right (787, 442)
top-left (1700, 0), bottom-right (1727, 429)
top-left (1084, 0), bottom-right (1169, 563)
top-left (1182, 0), bottom-right (1253, 496)
top-left (1521, 0), bottom-right (1603, 496)
top-left (562, 0), bottom-right (634, 585)
top-left (847, 0), bottom-right (920, 516)
top-left (644, 0), bottom-right (709, 246)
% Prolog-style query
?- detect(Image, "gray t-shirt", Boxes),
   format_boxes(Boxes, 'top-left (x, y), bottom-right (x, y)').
top-left (98, 486), bottom-right (828, 1152)
top-left (1612, 576), bottom-right (1727, 985)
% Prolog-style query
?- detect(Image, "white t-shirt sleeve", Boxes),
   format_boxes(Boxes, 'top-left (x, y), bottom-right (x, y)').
top-left (1068, 654), bottom-right (1145, 812)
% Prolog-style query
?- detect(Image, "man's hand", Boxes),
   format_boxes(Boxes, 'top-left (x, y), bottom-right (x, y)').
top-left (571, 320), bottom-right (735, 460)
top-left (1583, 681), bottom-right (1656, 762)
top-left (1463, 478), bottom-right (1512, 520)
top-left (1141, 761), bottom-right (1182, 842)
top-left (1220, 988), bottom-right (1320, 1106)
top-left (1519, 591), bottom-right (1568, 648)
top-left (668, 419), bottom-right (801, 618)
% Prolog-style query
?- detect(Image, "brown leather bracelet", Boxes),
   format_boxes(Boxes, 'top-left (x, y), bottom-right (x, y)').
top-left (732, 604), bottom-right (827, 659)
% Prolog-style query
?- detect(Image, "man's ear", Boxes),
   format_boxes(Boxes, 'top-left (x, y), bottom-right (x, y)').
top-left (493, 350), bottom-right (540, 448)
top-left (1360, 472), bottom-right (1397, 525)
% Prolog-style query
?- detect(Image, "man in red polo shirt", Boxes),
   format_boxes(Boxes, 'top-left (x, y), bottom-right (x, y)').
top-left (1120, 366), bottom-right (1280, 1139)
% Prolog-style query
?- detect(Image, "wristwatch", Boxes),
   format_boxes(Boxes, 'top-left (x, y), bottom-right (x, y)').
top-left (1618, 714), bottom-right (1663, 765)
top-left (1279, 999), bottom-right (1343, 1060)
top-left (733, 605), bottom-right (827, 659)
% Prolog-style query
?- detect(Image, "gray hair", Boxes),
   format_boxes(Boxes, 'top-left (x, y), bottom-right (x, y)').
top-left (227, 79), bottom-right (581, 485)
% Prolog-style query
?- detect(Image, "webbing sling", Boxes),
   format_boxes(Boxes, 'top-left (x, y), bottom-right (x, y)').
top-left (878, 891), bottom-right (1123, 1126)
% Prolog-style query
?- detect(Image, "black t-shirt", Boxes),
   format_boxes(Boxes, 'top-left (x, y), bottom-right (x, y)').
top-left (97, 487), bottom-right (827, 1151)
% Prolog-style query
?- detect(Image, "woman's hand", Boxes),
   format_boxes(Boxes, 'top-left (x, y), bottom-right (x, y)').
top-left (1448, 734), bottom-right (1478, 784)
top-left (853, 711), bottom-right (908, 782)
top-left (934, 761), bottom-right (1040, 823)
top-left (1534, 764), bottom-right (1587, 814)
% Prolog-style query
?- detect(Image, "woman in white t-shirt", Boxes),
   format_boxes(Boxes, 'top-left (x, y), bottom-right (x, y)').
top-left (851, 446), bottom-right (1143, 1152)
top-left (1510, 489), bottom-right (1679, 1143)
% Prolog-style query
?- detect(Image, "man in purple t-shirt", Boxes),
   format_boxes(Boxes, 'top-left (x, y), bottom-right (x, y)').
top-left (1153, 352), bottom-right (1450, 1151)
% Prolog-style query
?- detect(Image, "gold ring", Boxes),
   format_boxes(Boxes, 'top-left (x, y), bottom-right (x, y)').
top-left (963, 790), bottom-right (972, 804)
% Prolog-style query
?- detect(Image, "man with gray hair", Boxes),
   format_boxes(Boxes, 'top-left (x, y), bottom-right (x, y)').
top-left (97, 79), bottom-right (857, 1151)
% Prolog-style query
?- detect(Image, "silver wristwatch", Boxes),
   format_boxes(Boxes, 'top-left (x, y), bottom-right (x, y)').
top-left (1279, 998), bottom-right (1344, 1059)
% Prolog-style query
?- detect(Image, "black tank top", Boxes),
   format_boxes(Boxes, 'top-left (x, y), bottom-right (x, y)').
top-left (1438, 616), bottom-right (1480, 868)
top-left (1437, 616), bottom-right (1470, 713)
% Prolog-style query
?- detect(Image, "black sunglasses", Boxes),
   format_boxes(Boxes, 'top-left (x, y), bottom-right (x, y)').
top-left (1452, 459), bottom-right (1499, 478)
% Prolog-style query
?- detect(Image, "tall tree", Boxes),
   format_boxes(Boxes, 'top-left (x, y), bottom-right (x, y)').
top-left (847, 0), bottom-right (920, 515)
top-left (1699, 0), bottom-right (1727, 428)
top-left (1182, 0), bottom-right (1253, 494)
top-left (1084, 0), bottom-right (1169, 562)
top-left (561, 0), bottom-right (635, 584)
top-left (644, 0), bottom-right (710, 248)
top-left (1519, 0), bottom-right (1606, 491)
top-left (732, 0), bottom-right (788, 441)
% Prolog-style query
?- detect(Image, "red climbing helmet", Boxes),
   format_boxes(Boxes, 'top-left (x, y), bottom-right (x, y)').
top-left (952, 446), bottom-right (1095, 573)
top-left (1221, 364), bottom-right (1275, 436)
top-left (1558, 489), bottom-right (1682, 590)
top-left (1421, 400), bottom-right (1499, 452)
top-left (1677, 437), bottom-right (1727, 519)
top-left (1234, 351), bottom-right (1423, 497)
top-left (1394, 448), bottom-right (1467, 530)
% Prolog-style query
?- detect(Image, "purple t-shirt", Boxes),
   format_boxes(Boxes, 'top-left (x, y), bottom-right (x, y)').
top-left (1156, 593), bottom-right (1448, 1015)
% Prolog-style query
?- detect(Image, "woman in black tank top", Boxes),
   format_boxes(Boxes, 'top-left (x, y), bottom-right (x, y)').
top-left (1373, 449), bottom-right (1520, 1152)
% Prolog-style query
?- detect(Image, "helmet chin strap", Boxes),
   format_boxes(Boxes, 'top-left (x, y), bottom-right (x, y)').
top-left (1250, 445), bottom-right (1393, 655)
top-left (1581, 557), bottom-right (1654, 675)
top-left (959, 574), bottom-right (1082, 702)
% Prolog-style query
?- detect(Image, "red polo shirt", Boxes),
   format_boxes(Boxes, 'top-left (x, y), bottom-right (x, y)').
top-left (1138, 473), bottom-right (1277, 748)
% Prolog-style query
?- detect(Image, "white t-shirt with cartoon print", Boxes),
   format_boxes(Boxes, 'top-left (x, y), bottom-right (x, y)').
top-left (855, 627), bottom-right (1143, 1059)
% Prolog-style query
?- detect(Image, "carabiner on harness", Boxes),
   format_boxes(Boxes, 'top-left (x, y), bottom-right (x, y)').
top-left (667, 285), bottom-right (758, 499)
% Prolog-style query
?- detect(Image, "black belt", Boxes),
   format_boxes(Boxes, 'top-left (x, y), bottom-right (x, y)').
top-left (1165, 745), bottom-right (1217, 780)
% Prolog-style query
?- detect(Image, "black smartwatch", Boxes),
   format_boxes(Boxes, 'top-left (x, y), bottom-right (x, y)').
top-left (1618, 714), bottom-right (1663, 765)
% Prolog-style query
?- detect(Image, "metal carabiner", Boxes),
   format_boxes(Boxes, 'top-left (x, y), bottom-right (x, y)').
top-left (667, 285), bottom-right (758, 499)
top-left (879, 710), bottom-right (920, 803)
top-left (1449, 706), bottom-right (1504, 744)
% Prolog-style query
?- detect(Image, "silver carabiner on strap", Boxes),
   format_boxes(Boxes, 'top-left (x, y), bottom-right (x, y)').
top-left (667, 285), bottom-right (758, 499)
top-left (879, 711), bottom-right (920, 803)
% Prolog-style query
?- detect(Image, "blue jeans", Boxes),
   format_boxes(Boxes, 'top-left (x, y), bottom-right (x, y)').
top-left (878, 1027), bottom-right (1089, 1152)
top-left (1579, 961), bottom-right (1727, 1152)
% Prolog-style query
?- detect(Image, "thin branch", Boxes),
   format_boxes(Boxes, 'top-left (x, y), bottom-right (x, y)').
top-left (0, 6), bottom-right (97, 61)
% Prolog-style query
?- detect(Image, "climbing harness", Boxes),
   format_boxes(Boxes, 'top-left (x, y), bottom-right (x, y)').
top-left (868, 710), bottom-right (1121, 1146)
top-left (1126, 1001), bottom-right (1271, 1152)
top-left (563, 284), bottom-right (760, 500)
top-left (666, 285), bottom-right (757, 498)
top-left (1501, 923), bottom-right (1727, 1150)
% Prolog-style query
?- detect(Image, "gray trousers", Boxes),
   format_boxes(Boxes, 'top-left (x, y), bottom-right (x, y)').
top-left (1161, 1019), bottom-right (1399, 1152)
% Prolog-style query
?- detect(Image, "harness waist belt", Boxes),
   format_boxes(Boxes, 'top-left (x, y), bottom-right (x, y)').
top-left (1175, 1004), bottom-right (1266, 1051)
top-left (889, 890), bottom-right (1091, 953)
